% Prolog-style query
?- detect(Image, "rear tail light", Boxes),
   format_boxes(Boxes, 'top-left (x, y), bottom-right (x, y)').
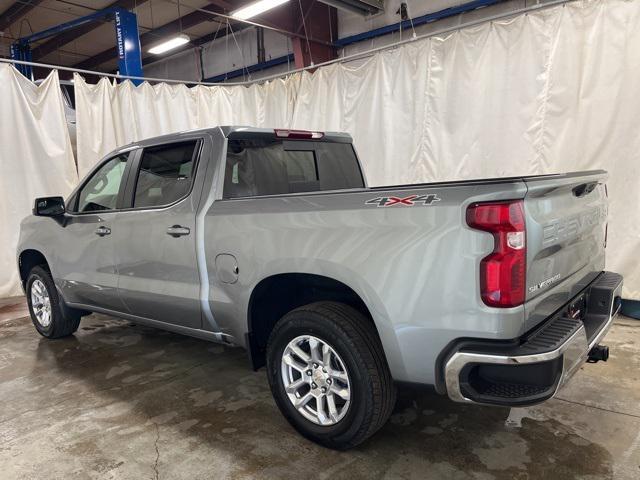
top-left (466, 200), bottom-right (526, 308)
top-left (274, 129), bottom-right (324, 139)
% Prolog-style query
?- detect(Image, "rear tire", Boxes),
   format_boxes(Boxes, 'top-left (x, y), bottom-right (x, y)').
top-left (266, 301), bottom-right (396, 450)
top-left (26, 265), bottom-right (80, 339)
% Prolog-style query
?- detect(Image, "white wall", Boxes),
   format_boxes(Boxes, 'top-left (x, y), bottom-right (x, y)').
top-left (337, 0), bottom-right (563, 55)
top-left (144, 48), bottom-right (202, 82)
top-left (144, 28), bottom-right (293, 83)
top-left (201, 27), bottom-right (293, 80)
top-left (339, 0), bottom-right (489, 38)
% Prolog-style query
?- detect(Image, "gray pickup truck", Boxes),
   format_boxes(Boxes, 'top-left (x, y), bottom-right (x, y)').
top-left (17, 126), bottom-right (622, 449)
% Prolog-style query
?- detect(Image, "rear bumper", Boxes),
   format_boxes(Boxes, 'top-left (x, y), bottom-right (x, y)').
top-left (444, 271), bottom-right (623, 406)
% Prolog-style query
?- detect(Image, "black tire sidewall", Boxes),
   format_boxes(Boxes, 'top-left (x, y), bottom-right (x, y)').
top-left (267, 309), bottom-right (375, 447)
top-left (26, 266), bottom-right (59, 338)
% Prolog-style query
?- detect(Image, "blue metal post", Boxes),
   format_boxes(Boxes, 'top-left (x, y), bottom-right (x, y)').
top-left (17, 7), bottom-right (120, 44)
top-left (204, 54), bottom-right (294, 83)
top-left (11, 6), bottom-right (143, 84)
top-left (25, 46), bottom-right (33, 80)
top-left (114, 8), bottom-right (143, 85)
top-left (10, 42), bottom-right (33, 79)
top-left (10, 43), bottom-right (20, 75)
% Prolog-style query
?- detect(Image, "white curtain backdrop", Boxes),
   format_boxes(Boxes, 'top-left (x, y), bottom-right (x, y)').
top-left (75, 0), bottom-right (640, 299)
top-left (74, 77), bottom-right (294, 177)
top-left (0, 66), bottom-right (78, 297)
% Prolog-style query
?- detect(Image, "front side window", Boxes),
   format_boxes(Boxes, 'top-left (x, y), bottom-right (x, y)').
top-left (223, 138), bottom-right (364, 198)
top-left (133, 141), bottom-right (198, 208)
top-left (76, 154), bottom-right (128, 212)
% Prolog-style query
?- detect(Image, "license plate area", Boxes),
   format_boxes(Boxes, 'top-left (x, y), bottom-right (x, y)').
top-left (565, 293), bottom-right (587, 321)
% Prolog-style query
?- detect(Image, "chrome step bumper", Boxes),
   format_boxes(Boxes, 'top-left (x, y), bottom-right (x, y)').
top-left (444, 271), bottom-right (623, 406)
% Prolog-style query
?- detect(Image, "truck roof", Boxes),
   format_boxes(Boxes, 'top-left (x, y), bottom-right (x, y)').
top-left (111, 126), bottom-right (353, 156)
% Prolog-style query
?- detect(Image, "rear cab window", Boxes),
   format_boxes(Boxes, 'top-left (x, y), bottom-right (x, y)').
top-left (223, 135), bottom-right (364, 199)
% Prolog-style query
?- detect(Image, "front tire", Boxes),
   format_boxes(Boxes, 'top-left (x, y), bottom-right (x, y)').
top-left (266, 301), bottom-right (396, 450)
top-left (26, 265), bottom-right (80, 338)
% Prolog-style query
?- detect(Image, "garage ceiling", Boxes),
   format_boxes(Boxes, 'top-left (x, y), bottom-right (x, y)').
top-left (0, 0), bottom-right (256, 74)
top-left (2, 1), bottom-right (485, 81)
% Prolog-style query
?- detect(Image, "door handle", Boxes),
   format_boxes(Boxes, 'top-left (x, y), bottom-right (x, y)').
top-left (95, 226), bottom-right (111, 236)
top-left (166, 225), bottom-right (190, 238)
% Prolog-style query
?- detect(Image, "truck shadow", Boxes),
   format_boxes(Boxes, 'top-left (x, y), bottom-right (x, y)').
top-left (27, 314), bottom-right (613, 480)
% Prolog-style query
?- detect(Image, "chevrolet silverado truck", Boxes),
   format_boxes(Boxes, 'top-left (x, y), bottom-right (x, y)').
top-left (17, 126), bottom-right (623, 449)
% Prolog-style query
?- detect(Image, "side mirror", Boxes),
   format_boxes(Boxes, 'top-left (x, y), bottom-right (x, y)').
top-left (33, 196), bottom-right (65, 217)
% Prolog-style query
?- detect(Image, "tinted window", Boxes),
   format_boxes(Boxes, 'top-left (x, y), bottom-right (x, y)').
top-left (223, 139), bottom-right (364, 198)
top-left (77, 154), bottom-right (128, 212)
top-left (133, 141), bottom-right (198, 208)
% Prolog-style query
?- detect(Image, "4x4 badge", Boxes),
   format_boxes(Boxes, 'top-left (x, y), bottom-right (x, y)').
top-left (365, 194), bottom-right (441, 207)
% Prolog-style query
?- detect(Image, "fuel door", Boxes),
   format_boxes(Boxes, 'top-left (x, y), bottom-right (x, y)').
top-left (215, 254), bottom-right (239, 284)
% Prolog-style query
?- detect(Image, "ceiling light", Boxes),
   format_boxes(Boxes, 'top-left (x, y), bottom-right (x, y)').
top-left (148, 34), bottom-right (190, 55)
top-left (231, 0), bottom-right (290, 20)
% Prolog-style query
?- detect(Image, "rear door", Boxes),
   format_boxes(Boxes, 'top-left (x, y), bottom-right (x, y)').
top-left (113, 138), bottom-right (206, 329)
top-left (523, 171), bottom-right (609, 330)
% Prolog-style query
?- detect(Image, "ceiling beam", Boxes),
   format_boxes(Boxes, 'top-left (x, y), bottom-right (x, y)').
top-left (0, 0), bottom-right (44, 33)
top-left (205, 0), bottom-right (236, 10)
top-left (74, 2), bottom-right (230, 71)
top-left (171, 3), bottom-right (335, 47)
top-left (30, 0), bottom-right (149, 61)
top-left (260, 0), bottom-right (337, 68)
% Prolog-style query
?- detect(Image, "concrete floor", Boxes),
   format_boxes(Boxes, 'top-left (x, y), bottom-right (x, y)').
top-left (1, 296), bottom-right (639, 480)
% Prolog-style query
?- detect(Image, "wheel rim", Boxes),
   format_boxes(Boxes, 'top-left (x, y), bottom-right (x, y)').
top-left (280, 335), bottom-right (351, 426)
top-left (30, 279), bottom-right (52, 328)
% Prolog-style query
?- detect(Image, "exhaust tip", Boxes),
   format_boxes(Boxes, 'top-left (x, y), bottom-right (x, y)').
top-left (587, 344), bottom-right (609, 363)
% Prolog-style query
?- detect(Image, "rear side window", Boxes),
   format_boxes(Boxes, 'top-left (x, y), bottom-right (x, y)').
top-left (223, 138), bottom-right (364, 198)
top-left (133, 141), bottom-right (198, 208)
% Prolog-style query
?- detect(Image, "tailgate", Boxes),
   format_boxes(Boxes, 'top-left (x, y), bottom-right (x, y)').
top-left (523, 171), bottom-right (608, 331)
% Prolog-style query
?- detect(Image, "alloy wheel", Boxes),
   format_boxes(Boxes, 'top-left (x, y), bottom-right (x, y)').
top-left (30, 279), bottom-right (52, 328)
top-left (280, 335), bottom-right (351, 426)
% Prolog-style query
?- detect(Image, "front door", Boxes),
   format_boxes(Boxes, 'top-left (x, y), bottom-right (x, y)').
top-left (113, 140), bottom-right (203, 329)
top-left (57, 152), bottom-right (131, 312)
